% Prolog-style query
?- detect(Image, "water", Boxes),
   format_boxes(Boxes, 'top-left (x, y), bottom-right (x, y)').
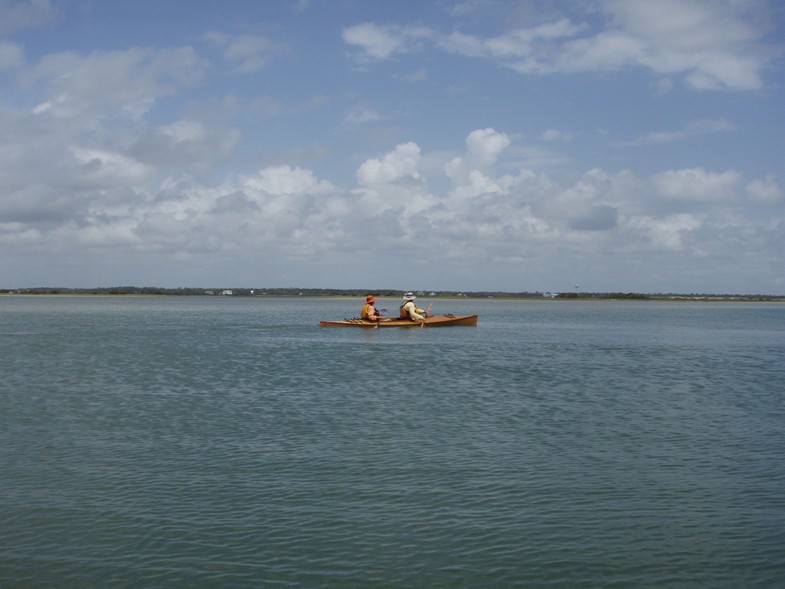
top-left (1, 296), bottom-right (784, 588)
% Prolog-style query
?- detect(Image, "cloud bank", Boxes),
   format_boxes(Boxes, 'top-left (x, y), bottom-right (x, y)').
top-left (2, 106), bottom-right (781, 290)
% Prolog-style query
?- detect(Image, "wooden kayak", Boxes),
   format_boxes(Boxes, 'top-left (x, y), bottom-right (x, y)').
top-left (319, 314), bottom-right (478, 328)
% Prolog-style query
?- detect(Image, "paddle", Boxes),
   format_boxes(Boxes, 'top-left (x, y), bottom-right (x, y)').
top-left (420, 301), bottom-right (433, 327)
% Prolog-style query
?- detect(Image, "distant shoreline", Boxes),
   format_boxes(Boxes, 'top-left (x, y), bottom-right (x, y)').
top-left (1, 288), bottom-right (783, 302)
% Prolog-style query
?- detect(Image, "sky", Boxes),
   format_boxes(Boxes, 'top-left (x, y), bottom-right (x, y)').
top-left (1, 0), bottom-right (783, 294)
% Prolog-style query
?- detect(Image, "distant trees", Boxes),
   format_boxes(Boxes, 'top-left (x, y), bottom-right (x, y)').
top-left (598, 293), bottom-right (649, 300)
top-left (1, 287), bottom-right (781, 301)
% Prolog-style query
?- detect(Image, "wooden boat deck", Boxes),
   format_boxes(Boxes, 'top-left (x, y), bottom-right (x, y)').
top-left (319, 314), bottom-right (478, 328)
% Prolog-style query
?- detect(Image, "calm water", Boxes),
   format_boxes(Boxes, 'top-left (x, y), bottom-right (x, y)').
top-left (1, 296), bottom-right (784, 588)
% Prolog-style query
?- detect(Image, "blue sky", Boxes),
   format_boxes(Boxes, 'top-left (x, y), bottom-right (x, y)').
top-left (1, 0), bottom-right (783, 294)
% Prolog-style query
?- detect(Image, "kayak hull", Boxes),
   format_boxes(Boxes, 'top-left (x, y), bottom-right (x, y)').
top-left (319, 314), bottom-right (478, 328)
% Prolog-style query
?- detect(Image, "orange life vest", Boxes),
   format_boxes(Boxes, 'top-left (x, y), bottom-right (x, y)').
top-left (362, 303), bottom-right (379, 320)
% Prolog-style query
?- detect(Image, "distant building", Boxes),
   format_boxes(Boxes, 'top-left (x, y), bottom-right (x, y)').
top-left (222, 290), bottom-right (233, 296)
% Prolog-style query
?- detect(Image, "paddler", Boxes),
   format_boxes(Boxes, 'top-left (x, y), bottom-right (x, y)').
top-left (400, 292), bottom-right (427, 321)
top-left (361, 295), bottom-right (383, 322)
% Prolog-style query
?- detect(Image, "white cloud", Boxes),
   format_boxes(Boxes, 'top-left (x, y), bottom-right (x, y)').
top-left (343, 23), bottom-right (399, 60)
top-left (651, 168), bottom-right (742, 202)
top-left (523, 0), bottom-right (777, 90)
top-left (357, 142), bottom-right (421, 185)
top-left (70, 147), bottom-right (153, 186)
top-left (439, 18), bottom-right (585, 63)
top-left (1, 114), bottom-right (782, 291)
top-left (601, 0), bottom-right (771, 90)
top-left (347, 1), bottom-right (778, 91)
top-left (534, 171), bottom-right (619, 231)
top-left (342, 22), bottom-right (431, 62)
top-left (627, 213), bottom-right (704, 252)
top-left (746, 174), bottom-right (784, 204)
top-left (245, 165), bottom-right (335, 195)
top-left (446, 128), bottom-right (511, 184)
top-left (0, 2), bottom-right (781, 293)
top-left (466, 128), bottom-right (511, 162)
top-left (448, 169), bottom-right (506, 202)
top-left (25, 47), bottom-right (207, 120)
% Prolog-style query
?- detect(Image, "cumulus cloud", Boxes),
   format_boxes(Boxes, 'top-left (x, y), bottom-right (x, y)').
top-left (246, 165), bottom-right (335, 195)
top-left (534, 171), bottom-right (620, 232)
top-left (357, 142), bottom-right (421, 185)
top-left (627, 213), bottom-right (704, 252)
top-left (1, 117), bottom-right (782, 290)
top-left (466, 128), bottom-right (511, 162)
top-left (0, 41), bottom-right (230, 256)
top-left (446, 128), bottom-right (511, 185)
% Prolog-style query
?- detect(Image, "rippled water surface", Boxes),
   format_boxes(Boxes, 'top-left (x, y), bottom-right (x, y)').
top-left (2, 296), bottom-right (784, 588)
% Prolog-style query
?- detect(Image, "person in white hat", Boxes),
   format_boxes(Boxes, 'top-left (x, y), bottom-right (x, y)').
top-left (399, 292), bottom-right (426, 321)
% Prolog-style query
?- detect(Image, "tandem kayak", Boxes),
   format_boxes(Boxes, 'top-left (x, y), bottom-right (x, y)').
top-left (319, 314), bottom-right (478, 328)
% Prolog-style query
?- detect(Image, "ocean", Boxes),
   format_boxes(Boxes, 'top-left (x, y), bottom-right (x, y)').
top-left (1, 295), bottom-right (784, 588)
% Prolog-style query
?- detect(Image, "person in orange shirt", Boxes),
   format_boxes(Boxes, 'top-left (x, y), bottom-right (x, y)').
top-left (361, 295), bottom-right (383, 322)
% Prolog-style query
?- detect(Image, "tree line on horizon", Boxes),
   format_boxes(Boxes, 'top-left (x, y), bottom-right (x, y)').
top-left (1, 286), bottom-right (781, 301)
